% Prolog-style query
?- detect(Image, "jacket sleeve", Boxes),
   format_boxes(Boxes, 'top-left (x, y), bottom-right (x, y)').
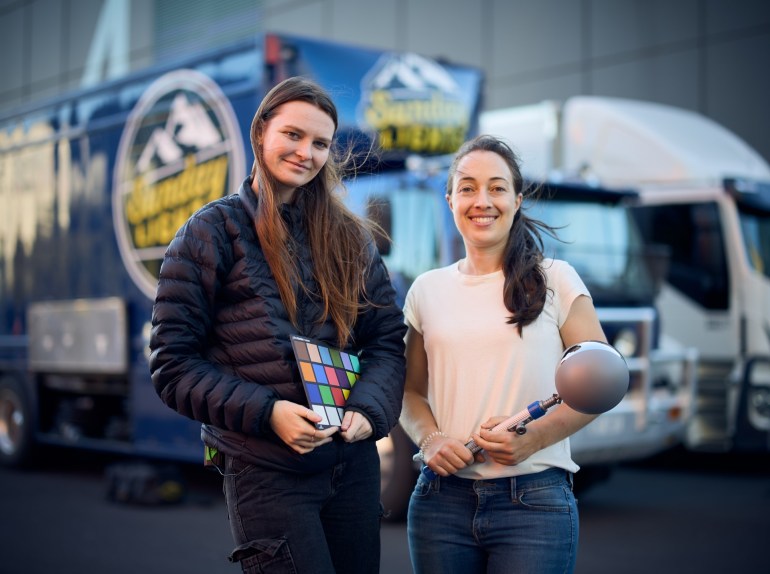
top-left (148, 207), bottom-right (279, 437)
top-left (346, 243), bottom-right (408, 440)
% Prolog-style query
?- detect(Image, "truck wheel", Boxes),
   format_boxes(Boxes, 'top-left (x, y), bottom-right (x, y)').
top-left (377, 424), bottom-right (418, 522)
top-left (0, 376), bottom-right (35, 467)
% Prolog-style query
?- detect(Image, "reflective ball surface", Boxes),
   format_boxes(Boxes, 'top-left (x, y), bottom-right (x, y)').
top-left (556, 341), bottom-right (630, 414)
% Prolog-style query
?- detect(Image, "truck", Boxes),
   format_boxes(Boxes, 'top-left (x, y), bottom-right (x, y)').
top-left (0, 32), bottom-right (483, 518)
top-left (482, 97), bottom-right (770, 453)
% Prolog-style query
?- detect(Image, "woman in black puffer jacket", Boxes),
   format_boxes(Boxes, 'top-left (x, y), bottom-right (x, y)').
top-left (149, 77), bottom-right (406, 574)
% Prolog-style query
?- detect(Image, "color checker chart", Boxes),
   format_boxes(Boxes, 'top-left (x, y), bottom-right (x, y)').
top-left (291, 335), bottom-right (360, 429)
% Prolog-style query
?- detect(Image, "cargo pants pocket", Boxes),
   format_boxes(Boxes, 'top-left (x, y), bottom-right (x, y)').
top-left (229, 537), bottom-right (297, 574)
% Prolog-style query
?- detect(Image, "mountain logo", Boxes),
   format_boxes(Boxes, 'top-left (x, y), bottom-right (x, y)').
top-left (357, 53), bottom-right (471, 155)
top-left (112, 70), bottom-right (245, 299)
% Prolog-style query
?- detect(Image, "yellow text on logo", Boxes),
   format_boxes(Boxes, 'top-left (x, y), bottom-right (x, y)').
top-left (364, 91), bottom-right (469, 153)
top-left (125, 154), bottom-right (228, 249)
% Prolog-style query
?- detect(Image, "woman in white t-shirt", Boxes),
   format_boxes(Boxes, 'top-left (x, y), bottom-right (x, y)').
top-left (400, 135), bottom-right (607, 574)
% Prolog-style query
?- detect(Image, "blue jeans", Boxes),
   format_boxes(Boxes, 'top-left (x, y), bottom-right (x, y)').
top-left (407, 467), bottom-right (578, 574)
top-left (223, 442), bottom-right (382, 574)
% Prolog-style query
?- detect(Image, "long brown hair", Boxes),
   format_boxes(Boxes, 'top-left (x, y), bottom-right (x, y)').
top-left (446, 134), bottom-right (558, 335)
top-left (249, 76), bottom-right (375, 346)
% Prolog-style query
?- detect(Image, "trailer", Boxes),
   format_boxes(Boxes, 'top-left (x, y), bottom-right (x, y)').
top-left (0, 32), bottom-right (483, 519)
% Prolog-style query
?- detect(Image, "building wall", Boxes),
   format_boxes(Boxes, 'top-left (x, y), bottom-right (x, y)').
top-left (1, 0), bottom-right (769, 161)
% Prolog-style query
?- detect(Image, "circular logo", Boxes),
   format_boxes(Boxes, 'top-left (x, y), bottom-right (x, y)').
top-left (112, 69), bottom-right (245, 299)
top-left (357, 53), bottom-right (472, 156)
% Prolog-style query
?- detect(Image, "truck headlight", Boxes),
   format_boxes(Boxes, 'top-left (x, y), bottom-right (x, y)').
top-left (612, 328), bottom-right (638, 358)
top-left (750, 388), bottom-right (770, 414)
top-left (747, 359), bottom-right (770, 430)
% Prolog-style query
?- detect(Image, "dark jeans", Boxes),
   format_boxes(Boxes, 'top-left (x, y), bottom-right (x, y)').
top-left (223, 442), bottom-right (382, 574)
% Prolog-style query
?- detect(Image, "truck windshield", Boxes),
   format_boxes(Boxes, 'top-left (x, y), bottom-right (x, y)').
top-left (738, 207), bottom-right (770, 278)
top-left (729, 179), bottom-right (770, 279)
top-left (345, 171), bottom-right (459, 306)
top-left (528, 198), bottom-right (659, 305)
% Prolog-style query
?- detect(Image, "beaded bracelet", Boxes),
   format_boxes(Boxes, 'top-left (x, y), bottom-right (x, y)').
top-left (414, 430), bottom-right (448, 461)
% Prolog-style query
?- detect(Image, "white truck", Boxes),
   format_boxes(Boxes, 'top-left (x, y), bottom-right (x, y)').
top-left (481, 97), bottom-right (770, 453)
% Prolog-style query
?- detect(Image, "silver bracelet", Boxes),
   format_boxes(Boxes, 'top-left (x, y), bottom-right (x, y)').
top-left (413, 430), bottom-right (448, 461)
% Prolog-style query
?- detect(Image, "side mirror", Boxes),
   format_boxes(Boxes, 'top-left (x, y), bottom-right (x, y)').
top-left (365, 196), bottom-right (393, 256)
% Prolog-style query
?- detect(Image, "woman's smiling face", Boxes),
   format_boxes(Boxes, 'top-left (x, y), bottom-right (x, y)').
top-left (446, 149), bottom-right (523, 253)
top-left (260, 100), bottom-right (335, 203)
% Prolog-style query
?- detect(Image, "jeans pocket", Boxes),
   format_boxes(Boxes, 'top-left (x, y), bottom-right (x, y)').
top-left (518, 483), bottom-right (573, 512)
top-left (226, 455), bottom-right (254, 476)
top-left (411, 471), bottom-right (434, 498)
top-left (227, 457), bottom-right (298, 490)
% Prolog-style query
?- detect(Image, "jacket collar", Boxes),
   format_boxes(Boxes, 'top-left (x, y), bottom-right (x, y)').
top-left (238, 176), bottom-right (305, 229)
top-left (238, 176), bottom-right (259, 221)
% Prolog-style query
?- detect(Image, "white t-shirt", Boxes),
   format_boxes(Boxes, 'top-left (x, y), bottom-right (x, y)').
top-left (403, 258), bottom-right (590, 479)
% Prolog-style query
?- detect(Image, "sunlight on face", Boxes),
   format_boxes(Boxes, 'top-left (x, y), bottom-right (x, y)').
top-left (447, 150), bottom-right (522, 256)
top-left (260, 100), bottom-right (335, 203)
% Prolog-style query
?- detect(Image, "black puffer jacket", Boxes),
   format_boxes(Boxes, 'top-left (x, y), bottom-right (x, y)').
top-left (149, 177), bottom-right (407, 473)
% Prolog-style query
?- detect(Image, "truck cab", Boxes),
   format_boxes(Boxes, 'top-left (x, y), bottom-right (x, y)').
top-left (632, 178), bottom-right (770, 451)
top-left (528, 182), bottom-right (697, 462)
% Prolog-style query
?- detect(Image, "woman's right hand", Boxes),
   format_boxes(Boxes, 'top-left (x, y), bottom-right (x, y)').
top-left (269, 400), bottom-right (337, 454)
top-left (423, 435), bottom-right (475, 476)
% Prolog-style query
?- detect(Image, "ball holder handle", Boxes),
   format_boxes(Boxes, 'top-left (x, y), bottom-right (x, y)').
top-left (416, 394), bottom-right (562, 480)
top-left (415, 341), bottom-right (629, 482)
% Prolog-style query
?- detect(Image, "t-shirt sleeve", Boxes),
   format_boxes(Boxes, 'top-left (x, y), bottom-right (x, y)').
top-left (403, 275), bottom-right (423, 334)
top-left (551, 260), bottom-right (591, 327)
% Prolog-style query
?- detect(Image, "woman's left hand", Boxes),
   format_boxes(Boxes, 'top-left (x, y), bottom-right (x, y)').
top-left (471, 416), bottom-right (543, 466)
top-left (339, 411), bottom-right (373, 443)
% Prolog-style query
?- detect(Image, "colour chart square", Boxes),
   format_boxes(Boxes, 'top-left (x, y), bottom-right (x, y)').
top-left (291, 335), bottom-right (360, 430)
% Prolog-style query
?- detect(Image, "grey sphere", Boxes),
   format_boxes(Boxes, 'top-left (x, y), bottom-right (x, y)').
top-left (556, 341), bottom-right (630, 414)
